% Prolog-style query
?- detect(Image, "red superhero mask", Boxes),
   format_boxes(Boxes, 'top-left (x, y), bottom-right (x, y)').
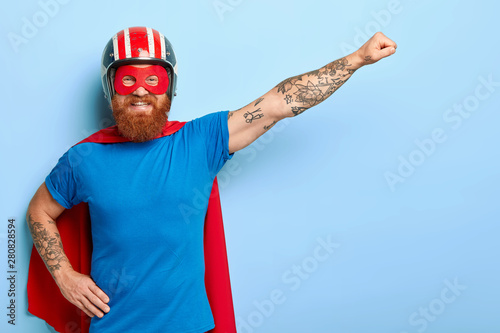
top-left (114, 65), bottom-right (169, 95)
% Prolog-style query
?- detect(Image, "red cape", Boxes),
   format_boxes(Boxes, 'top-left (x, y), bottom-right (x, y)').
top-left (27, 121), bottom-right (236, 333)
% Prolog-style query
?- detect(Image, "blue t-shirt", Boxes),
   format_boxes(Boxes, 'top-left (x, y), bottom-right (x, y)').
top-left (45, 111), bottom-right (233, 333)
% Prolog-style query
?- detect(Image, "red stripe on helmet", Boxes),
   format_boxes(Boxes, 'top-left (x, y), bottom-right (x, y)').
top-left (128, 27), bottom-right (149, 58)
top-left (116, 30), bottom-right (126, 60)
top-left (152, 29), bottom-right (162, 60)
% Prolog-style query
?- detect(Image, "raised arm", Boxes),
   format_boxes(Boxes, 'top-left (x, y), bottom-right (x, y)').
top-left (227, 31), bottom-right (397, 153)
top-left (27, 182), bottom-right (110, 318)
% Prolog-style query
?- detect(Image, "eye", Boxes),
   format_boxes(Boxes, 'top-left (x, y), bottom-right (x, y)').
top-left (146, 75), bottom-right (159, 86)
top-left (122, 75), bottom-right (136, 86)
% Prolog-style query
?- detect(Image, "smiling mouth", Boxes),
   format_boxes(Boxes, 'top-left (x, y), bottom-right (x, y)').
top-left (129, 101), bottom-right (153, 113)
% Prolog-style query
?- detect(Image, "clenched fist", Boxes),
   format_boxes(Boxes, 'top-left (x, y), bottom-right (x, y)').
top-left (355, 31), bottom-right (397, 65)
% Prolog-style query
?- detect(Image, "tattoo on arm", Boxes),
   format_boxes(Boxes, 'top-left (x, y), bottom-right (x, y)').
top-left (263, 120), bottom-right (277, 131)
top-left (243, 108), bottom-right (264, 123)
top-left (291, 106), bottom-right (307, 116)
top-left (254, 97), bottom-right (264, 106)
top-left (275, 57), bottom-right (357, 116)
top-left (27, 214), bottom-right (70, 274)
top-left (229, 98), bottom-right (264, 123)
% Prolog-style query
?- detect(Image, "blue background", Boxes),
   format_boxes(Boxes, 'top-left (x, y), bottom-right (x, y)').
top-left (1, 0), bottom-right (499, 332)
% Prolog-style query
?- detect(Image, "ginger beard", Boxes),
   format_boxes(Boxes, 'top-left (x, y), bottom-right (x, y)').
top-left (111, 94), bottom-right (171, 142)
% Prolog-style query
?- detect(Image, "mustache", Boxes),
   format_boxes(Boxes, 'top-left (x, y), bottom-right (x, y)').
top-left (123, 94), bottom-right (157, 104)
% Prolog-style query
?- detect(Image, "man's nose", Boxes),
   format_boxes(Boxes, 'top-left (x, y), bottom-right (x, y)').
top-left (132, 86), bottom-right (149, 97)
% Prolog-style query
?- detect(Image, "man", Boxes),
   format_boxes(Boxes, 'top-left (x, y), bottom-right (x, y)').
top-left (26, 27), bottom-right (396, 332)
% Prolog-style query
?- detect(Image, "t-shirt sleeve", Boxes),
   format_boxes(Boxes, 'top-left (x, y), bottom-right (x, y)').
top-left (190, 110), bottom-right (234, 177)
top-left (45, 150), bottom-right (82, 209)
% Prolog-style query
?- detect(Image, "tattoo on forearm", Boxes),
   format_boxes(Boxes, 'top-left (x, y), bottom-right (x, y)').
top-left (28, 214), bottom-right (69, 274)
top-left (275, 57), bottom-right (356, 116)
top-left (244, 108), bottom-right (264, 123)
top-left (263, 120), bottom-right (277, 131)
top-left (291, 106), bottom-right (307, 116)
top-left (276, 77), bottom-right (300, 95)
top-left (254, 97), bottom-right (264, 106)
top-left (364, 55), bottom-right (372, 63)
